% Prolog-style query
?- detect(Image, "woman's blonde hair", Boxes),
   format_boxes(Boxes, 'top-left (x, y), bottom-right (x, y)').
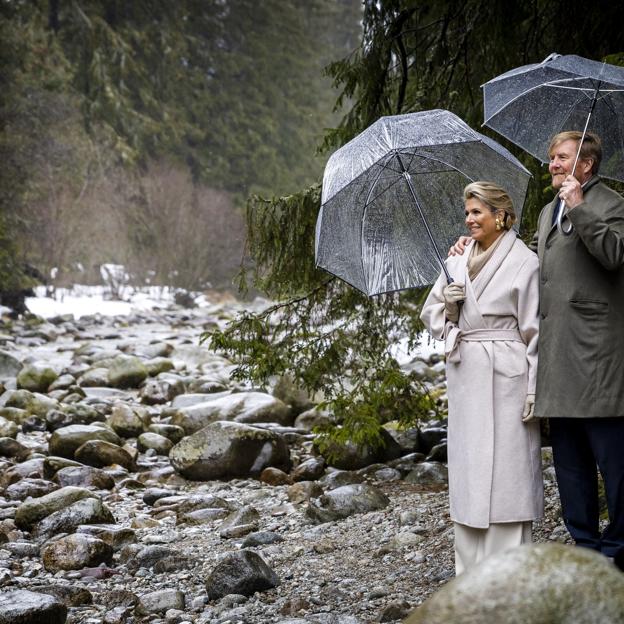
top-left (463, 181), bottom-right (516, 230)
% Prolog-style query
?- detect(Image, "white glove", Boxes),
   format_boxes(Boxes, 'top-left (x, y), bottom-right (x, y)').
top-left (443, 282), bottom-right (465, 322)
top-left (522, 393), bottom-right (536, 422)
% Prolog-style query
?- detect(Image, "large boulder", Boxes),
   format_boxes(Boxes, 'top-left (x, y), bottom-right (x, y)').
top-left (169, 421), bottom-right (291, 481)
top-left (306, 484), bottom-right (390, 524)
top-left (171, 392), bottom-right (291, 434)
top-left (0, 589), bottom-right (67, 624)
top-left (48, 425), bottom-right (121, 459)
top-left (403, 543), bottom-right (624, 624)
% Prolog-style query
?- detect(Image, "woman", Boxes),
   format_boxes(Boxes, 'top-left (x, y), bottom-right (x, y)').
top-left (420, 181), bottom-right (543, 575)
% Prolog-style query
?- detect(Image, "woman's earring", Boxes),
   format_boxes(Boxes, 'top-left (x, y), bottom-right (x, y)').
top-left (495, 217), bottom-right (503, 231)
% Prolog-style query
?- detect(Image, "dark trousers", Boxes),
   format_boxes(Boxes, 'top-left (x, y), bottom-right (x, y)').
top-left (550, 417), bottom-right (624, 557)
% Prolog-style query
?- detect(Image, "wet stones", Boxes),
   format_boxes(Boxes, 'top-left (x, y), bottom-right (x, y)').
top-left (41, 533), bottom-right (113, 572)
top-left (16, 364), bottom-right (59, 393)
top-left (205, 550), bottom-right (279, 600)
top-left (48, 425), bottom-right (122, 459)
top-left (107, 355), bottom-right (148, 389)
top-left (14, 486), bottom-right (98, 530)
top-left (0, 589), bottom-right (67, 624)
top-left (306, 484), bottom-right (390, 524)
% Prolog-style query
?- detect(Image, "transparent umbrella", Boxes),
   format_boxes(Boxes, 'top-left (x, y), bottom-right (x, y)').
top-left (483, 53), bottom-right (624, 234)
top-left (315, 109), bottom-right (531, 296)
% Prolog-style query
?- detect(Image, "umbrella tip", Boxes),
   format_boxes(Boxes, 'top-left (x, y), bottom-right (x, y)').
top-left (542, 52), bottom-right (561, 64)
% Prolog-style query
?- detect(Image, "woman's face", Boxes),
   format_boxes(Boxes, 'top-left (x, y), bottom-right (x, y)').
top-left (464, 197), bottom-right (502, 249)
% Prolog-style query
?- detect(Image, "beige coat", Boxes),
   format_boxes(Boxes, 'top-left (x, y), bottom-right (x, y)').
top-left (420, 230), bottom-right (543, 528)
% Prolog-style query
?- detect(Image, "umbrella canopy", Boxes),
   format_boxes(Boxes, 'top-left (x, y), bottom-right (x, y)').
top-left (316, 109), bottom-right (531, 296)
top-left (483, 53), bottom-right (624, 183)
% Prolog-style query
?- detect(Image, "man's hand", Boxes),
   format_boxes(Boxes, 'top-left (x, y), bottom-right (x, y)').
top-left (448, 235), bottom-right (472, 257)
top-left (559, 175), bottom-right (584, 210)
top-left (443, 282), bottom-right (465, 322)
top-left (522, 393), bottom-right (536, 422)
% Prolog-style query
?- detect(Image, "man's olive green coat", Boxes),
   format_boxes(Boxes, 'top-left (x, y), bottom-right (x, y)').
top-left (531, 177), bottom-right (624, 419)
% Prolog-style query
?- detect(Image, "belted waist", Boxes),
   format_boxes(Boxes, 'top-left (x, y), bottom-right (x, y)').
top-left (445, 327), bottom-right (524, 363)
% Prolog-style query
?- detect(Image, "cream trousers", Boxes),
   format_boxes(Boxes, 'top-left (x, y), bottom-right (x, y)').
top-left (454, 521), bottom-right (532, 575)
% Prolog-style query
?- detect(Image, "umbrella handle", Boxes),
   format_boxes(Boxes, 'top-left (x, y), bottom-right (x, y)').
top-left (555, 198), bottom-right (574, 236)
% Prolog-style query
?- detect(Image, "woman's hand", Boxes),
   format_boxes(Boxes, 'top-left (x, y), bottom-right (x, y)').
top-left (522, 393), bottom-right (536, 422)
top-left (443, 282), bottom-right (465, 322)
top-left (448, 235), bottom-right (472, 257)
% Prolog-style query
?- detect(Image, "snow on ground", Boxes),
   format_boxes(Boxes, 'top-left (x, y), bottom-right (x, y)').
top-left (23, 284), bottom-right (444, 359)
top-left (25, 285), bottom-right (210, 319)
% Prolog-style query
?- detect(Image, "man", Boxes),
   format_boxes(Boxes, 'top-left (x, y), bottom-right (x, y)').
top-left (450, 131), bottom-right (624, 560)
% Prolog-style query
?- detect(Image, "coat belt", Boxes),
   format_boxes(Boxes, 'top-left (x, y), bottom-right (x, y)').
top-left (445, 327), bottom-right (524, 363)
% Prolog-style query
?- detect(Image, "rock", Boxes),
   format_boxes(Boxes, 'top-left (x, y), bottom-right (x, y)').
top-left (219, 506), bottom-right (260, 538)
top-left (171, 392), bottom-right (292, 434)
top-left (78, 368), bottom-right (110, 387)
top-left (378, 600), bottom-right (412, 622)
top-left (0, 436), bottom-right (31, 460)
top-left (107, 355), bottom-right (148, 389)
top-left (169, 421), bottom-right (291, 481)
top-left (0, 416), bottom-right (18, 438)
top-left (404, 462), bottom-right (448, 488)
top-left (319, 470), bottom-right (365, 490)
top-left (417, 427), bottom-right (447, 455)
top-left (48, 425), bottom-right (122, 459)
top-left (35, 584), bottom-right (93, 607)
top-left (53, 466), bottom-right (115, 490)
top-left (41, 533), bottom-right (113, 572)
top-left (293, 408), bottom-right (333, 431)
top-left (287, 481), bottom-right (324, 504)
top-left (3, 390), bottom-right (58, 418)
top-left (0, 589), bottom-right (67, 624)
top-left (316, 429), bottom-right (402, 470)
top-left (142, 488), bottom-right (178, 506)
top-left (14, 486), bottom-right (98, 530)
top-left (76, 525), bottom-right (136, 550)
top-left (144, 357), bottom-right (175, 376)
top-left (17, 363), bottom-right (59, 393)
top-left (205, 550), bottom-right (279, 600)
top-left (139, 377), bottom-right (184, 405)
top-left (137, 589), bottom-right (185, 615)
top-left (306, 484), bottom-right (390, 524)
top-left (34, 497), bottom-right (115, 540)
top-left (43, 456), bottom-right (83, 479)
top-left (259, 466), bottom-right (292, 485)
top-left (426, 442), bottom-right (447, 463)
top-left (137, 432), bottom-right (174, 455)
top-left (107, 403), bottom-right (149, 438)
top-left (272, 376), bottom-right (313, 417)
top-left (4, 478), bottom-right (59, 501)
top-left (0, 350), bottom-right (22, 380)
top-left (241, 531), bottom-right (284, 548)
top-left (74, 440), bottom-right (134, 470)
top-left (0, 407), bottom-right (29, 425)
top-left (403, 543), bottom-right (624, 624)
top-left (148, 423), bottom-right (185, 443)
top-left (0, 457), bottom-right (45, 489)
top-left (291, 457), bottom-right (326, 482)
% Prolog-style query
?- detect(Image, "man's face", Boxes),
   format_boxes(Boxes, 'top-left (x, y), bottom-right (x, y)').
top-left (548, 139), bottom-right (591, 189)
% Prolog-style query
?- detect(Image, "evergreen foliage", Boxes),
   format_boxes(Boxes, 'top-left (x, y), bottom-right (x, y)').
top-left (209, 0), bottom-right (624, 449)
